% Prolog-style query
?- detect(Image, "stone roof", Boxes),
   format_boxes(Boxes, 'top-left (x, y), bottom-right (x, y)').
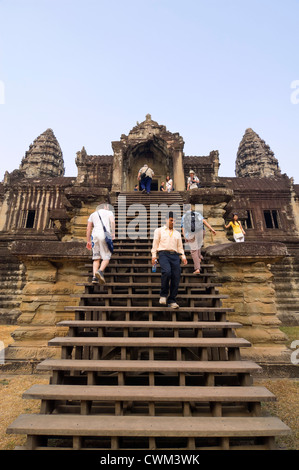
top-left (220, 176), bottom-right (291, 192)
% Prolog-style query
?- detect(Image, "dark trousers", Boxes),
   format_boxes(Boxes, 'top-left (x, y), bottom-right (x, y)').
top-left (140, 176), bottom-right (152, 193)
top-left (158, 251), bottom-right (181, 303)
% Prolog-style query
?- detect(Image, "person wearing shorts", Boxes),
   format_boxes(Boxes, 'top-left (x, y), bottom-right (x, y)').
top-left (86, 203), bottom-right (115, 284)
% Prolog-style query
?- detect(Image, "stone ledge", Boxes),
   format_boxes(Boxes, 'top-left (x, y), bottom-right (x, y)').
top-left (206, 241), bottom-right (289, 263)
top-left (10, 240), bottom-right (89, 260)
top-left (185, 187), bottom-right (234, 204)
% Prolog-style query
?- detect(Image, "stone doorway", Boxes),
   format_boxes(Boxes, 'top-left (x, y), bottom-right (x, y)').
top-left (123, 138), bottom-right (173, 192)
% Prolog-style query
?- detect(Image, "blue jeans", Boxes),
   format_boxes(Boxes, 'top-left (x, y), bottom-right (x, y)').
top-left (158, 251), bottom-right (181, 303)
top-left (140, 176), bottom-right (152, 193)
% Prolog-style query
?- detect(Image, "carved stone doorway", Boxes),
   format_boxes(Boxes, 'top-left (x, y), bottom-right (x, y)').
top-left (123, 138), bottom-right (173, 192)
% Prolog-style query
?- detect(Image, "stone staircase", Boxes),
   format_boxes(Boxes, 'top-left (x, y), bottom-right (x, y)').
top-left (0, 243), bottom-right (26, 324)
top-left (7, 192), bottom-right (290, 450)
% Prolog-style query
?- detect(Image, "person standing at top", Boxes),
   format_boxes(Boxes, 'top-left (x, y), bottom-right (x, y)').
top-left (225, 213), bottom-right (246, 242)
top-left (86, 202), bottom-right (115, 284)
top-left (137, 164), bottom-right (155, 194)
top-left (165, 175), bottom-right (173, 192)
top-left (151, 211), bottom-right (187, 309)
top-left (187, 170), bottom-right (200, 190)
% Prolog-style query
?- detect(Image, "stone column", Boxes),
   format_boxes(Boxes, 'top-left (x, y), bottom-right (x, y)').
top-left (172, 143), bottom-right (185, 191)
top-left (111, 141), bottom-right (125, 192)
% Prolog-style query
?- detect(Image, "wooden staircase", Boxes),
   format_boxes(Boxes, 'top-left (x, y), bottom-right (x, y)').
top-left (7, 192), bottom-right (290, 450)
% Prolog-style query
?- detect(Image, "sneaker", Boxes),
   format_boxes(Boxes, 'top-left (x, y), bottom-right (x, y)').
top-left (95, 270), bottom-right (106, 284)
top-left (159, 297), bottom-right (167, 305)
top-left (168, 302), bottom-right (179, 309)
top-left (92, 276), bottom-right (99, 284)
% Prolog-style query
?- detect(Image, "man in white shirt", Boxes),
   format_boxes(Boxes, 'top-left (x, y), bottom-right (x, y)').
top-left (137, 164), bottom-right (155, 194)
top-left (187, 170), bottom-right (200, 190)
top-left (86, 203), bottom-right (115, 284)
top-left (151, 212), bottom-right (187, 308)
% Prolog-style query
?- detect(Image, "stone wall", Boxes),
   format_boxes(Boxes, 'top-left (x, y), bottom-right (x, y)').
top-left (206, 242), bottom-right (292, 371)
top-left (4, 242), bottom-right (89, 370)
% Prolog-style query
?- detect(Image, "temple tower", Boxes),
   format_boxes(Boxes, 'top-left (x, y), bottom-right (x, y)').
top-left (235, 128), bottom-right (281, 178)
top-left (19, 128), bottom-right (65, 178)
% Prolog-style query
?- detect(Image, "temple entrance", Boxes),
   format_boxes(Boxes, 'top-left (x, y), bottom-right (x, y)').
top-left (122, 137), bottom-right (173, 191)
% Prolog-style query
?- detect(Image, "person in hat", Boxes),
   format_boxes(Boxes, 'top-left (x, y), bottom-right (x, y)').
top-left (187, 170), bottom-right (200, 190)
top-left (151, 211), bottom-right (187, 308)
top-left (137, 164), bottom-right (155, 194)
top-left (86, 202), bottom-right (115, 284)
top-left (225, 213), bottom-right (246, 242)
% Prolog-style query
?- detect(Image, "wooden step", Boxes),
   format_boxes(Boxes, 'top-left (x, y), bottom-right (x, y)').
top-left (7, 414), bottom-right (290, 450)
top-left (57, 320), bottom-right (241, 330)
top-left (37, 359), bottom-right (261, 374)
top-left (49, 336), bottom-right (251, 349)
top-left (77, 282), bottom-right (223, 288)
top-left (23, 384), bottom-right (276, 404)
top-left (69, 294), bottom-right (228, 300)
top-left (65, 306), bottom-right (234, 313)
top-left (23, 384), bottom-right (276, 417)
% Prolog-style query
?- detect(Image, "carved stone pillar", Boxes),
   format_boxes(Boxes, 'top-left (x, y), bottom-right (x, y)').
top-left (172, 143), bottom-right (185, 191)
top-left (111, 141), bottom-right (125, 192)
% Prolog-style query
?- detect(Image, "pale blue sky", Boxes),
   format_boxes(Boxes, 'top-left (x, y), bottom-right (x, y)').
top-left (0, 0), bottom-right (299, 181)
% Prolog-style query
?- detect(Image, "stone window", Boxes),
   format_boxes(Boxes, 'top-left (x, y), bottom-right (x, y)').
top-left (263, 210), bottom-right (280, 229)
top-left (244, 210), bottom-right (254, 229)
top-left (25, 210), bottom-right (36, 229)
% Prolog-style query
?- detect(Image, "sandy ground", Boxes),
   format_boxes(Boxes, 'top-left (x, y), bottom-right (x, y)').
top-left (1, 326), bottom-right (298, 450)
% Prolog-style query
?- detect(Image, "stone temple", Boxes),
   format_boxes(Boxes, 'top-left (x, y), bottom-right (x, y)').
top-left (2, 115), bottom-right (297, 450)
top-left (0, 115), bottom-right (298, 370)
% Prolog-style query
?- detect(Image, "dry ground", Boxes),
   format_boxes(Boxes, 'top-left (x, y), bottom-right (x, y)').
top-left (1, 326), bottom-right (298, 450)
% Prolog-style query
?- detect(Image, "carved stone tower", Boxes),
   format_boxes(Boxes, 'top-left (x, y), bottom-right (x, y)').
top-left (19, 128), bottom-right (65, 178)
top-left (235, 128), bottom-right (281, 178)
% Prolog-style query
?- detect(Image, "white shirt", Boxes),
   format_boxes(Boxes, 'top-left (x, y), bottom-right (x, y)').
top-left (151, 225), bottom-right (186, 259)
top-left (88, 209), bottom-right (114, 237)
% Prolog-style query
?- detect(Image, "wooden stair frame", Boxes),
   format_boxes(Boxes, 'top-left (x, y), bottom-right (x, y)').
top-left (7, 192), bottom-right (291, 450)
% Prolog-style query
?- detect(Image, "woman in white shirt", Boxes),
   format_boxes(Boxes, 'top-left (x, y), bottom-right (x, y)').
top-left (165, 175), bottom-right (173, 192)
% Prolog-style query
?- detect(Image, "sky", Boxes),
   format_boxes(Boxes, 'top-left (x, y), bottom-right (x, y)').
top-left (0, 0), bottom-right (299, 182)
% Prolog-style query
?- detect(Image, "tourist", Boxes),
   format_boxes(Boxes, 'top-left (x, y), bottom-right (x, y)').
top-left (187, 170), bottom-right (200, 190)
top-left (134, 184), bottom-right (139, 191)
top-left (160, 181), bottom-right (166, 191)
top-left (151, 211), bottom-right (187, 308)
top-left (166, 175), bottom-right (173, 192)
top-left (181, 207), bottom-right (216, 273)
top-left (225, 213), bottom-right (246, 242)
top-left (137, 164), bottom-right (155, 194)
top-left (86, 202), bottom-right (115, 284)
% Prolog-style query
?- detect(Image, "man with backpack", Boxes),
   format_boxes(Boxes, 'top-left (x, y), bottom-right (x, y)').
top-left (181, 206), bottom-right (216, 274)
top-left (86, 202), bottom-right (115, 284)
top-left (137, 164), bottom-right (155, 194)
